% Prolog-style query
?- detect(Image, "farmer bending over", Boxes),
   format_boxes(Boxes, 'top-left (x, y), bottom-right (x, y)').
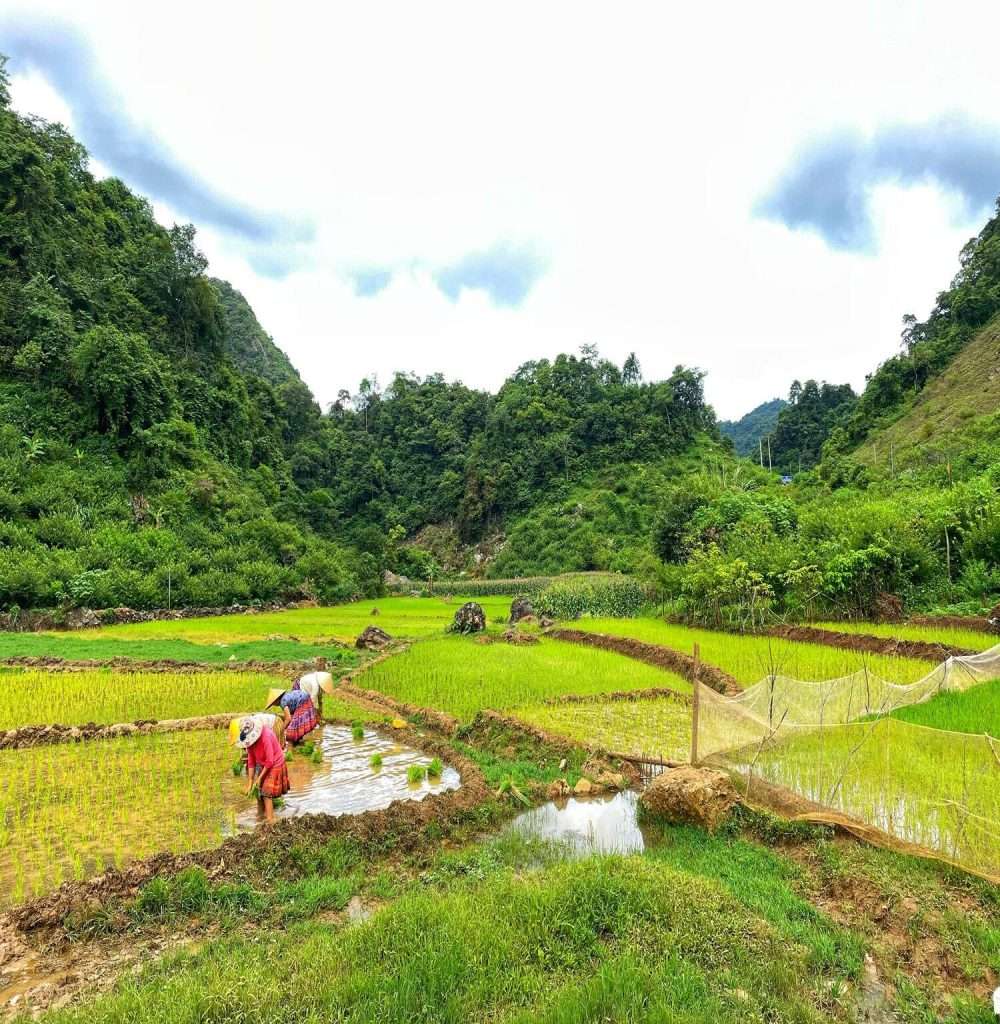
top-left (235, 715), bottom-right (289, 823)
top-left (268, 682), bottom-right (319, 745)
top-left (295, 670), bottom-right (334, 718)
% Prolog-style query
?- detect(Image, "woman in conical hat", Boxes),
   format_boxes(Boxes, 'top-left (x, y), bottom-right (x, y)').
top-left (268, 682), bottom-right (319, 745)
top-left (235, 715), bottom-right (289, 823)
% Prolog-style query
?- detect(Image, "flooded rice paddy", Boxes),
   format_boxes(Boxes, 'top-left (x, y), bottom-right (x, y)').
top-left (0, 725), bottom-right (458, 906)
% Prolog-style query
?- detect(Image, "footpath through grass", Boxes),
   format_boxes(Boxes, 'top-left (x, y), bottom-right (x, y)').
top-left (361, 634), bottom-right (691, 721)
top-left (570, 617), bottom-right (933, 685)
top-left (79, 596), bottom-right (511, 644)
top-left (890, 678), bottom-right (1000, 735)
top-left (818, 620), bottom-right (998, 653)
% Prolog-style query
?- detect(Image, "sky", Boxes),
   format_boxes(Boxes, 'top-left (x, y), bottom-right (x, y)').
top-left (4, 1), bottom-right (1000, 419)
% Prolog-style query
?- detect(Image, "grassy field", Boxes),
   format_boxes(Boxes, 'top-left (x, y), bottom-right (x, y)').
top-left (569, 618), bottom-right (934, 685)
top-left (890, 678), bottom-right (1000, 735)
top-left (0, 633), bottom-right (356, 666)
top-left (0, 667), bottom-right (282, 729)
top-left (517, 695), bottom-right (692, 761)
top-left (78, 596), bottom-right (512, 644)
top-left (39, 853), bottom-right (860, 1024)
top-left (817, 620), bottom-right (998, 653)
top-left (361, 635), bottom-right (692, 721)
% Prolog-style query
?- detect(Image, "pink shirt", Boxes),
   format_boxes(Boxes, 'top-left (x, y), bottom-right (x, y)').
top-left (246, 726), bottom-right (285, 775)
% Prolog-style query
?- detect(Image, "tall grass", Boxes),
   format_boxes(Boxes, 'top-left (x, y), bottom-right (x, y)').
top-left (40, 857), bottom-right (856, 1024)
top-left (0, 668), bottom-right (282, 729)
top-left (571, 618), bottom-right (934, 685)
top-left (361, 635), bottom-right (691, 720)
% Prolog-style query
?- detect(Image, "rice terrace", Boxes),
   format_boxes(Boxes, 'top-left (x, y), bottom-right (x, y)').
top-left (2, 7), bottom-right (1000, 1023)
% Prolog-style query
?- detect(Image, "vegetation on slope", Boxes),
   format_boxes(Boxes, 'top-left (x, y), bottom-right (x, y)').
top-left (719, 397), bottom-right (785, 456)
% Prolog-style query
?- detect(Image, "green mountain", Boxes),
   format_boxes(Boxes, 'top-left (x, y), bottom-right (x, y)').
top-left (719, 398), bottom-right (785, 456)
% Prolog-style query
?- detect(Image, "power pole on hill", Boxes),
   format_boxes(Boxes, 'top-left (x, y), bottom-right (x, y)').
top-left (759, 438), bottom-right (764, 467)
top-left (766, 436), bottom-right (772, 472)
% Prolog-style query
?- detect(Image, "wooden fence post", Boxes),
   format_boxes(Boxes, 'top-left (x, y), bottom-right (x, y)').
top-left (690, 642), bottom-right (701, 765)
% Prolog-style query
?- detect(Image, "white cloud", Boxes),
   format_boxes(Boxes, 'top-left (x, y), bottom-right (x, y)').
top-left (6, 0), bottom-right (1000, 418)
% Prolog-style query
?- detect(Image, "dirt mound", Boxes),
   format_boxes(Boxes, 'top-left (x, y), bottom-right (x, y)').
top-left (548, 629), bottom-right (741, 695)
top-left (448, 602), bottom-right (486, 634)
top-left (502, 628), bottom-right (538, 645)
top-left (0, 656), bottom-right (300, 676)
top-left (640, 765), bottom-right (740, 831)
top-left (767, 624), bottom-right (974, 660)
top-left (355, 625), bottom-right (392, 651)
top-left (910, 614), bottom-right (996, 634)
top-left (0, 714), bottom-right (234, 751)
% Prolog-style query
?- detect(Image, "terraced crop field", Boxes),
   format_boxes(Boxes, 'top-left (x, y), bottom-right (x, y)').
top-left (362, 635), bottom-right (692, 721)
top-left (567, 618), bottom-right (934, 685)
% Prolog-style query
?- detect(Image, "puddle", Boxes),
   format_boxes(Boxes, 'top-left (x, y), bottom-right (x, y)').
top-left (508, 790), bottom-right (649, 855)
top-left (228, 725), bottom-right (460, 829)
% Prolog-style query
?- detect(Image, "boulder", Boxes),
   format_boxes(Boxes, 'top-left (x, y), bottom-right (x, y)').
top-left (509, 595), bottom-right (535, 625)
top-left (355, 625), bottom-right (392, 650)
top-left (639, 765), bottom-right (739, 831)
top-left (574, 777), bottom-right (603, 796)
top-left (547, 778), bottom-right (571, 800)
top-left (448, 601), bottom-right (486, 634)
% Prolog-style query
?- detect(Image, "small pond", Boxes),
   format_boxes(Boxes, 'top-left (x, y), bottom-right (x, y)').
top-left (508, 790), bottom-right (650, 855)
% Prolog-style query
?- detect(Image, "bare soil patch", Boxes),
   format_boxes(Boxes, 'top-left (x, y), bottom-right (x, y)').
top-left (766, 624), bottom-right (974, 660)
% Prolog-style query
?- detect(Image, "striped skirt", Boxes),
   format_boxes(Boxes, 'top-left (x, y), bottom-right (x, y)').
top-left (259, 762), bottom-right (290, 798)
top-left (286, 697), bottom-right (318, 744)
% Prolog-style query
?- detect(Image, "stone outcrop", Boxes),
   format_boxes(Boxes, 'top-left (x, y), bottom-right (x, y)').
top-left (639, 765), bottom-right (740, 831)
top-left (448, 602), bottom-right (486, 634)
top-left (355, 625), bottom-right (392, 651)
top-left (509, 596), bottom-right (535, 625)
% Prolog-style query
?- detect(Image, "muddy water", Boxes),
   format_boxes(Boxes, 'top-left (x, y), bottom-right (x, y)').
top-left (228, 725), bottom-right (460, 829)
top-left (508, 790), bottom-right (650, 855)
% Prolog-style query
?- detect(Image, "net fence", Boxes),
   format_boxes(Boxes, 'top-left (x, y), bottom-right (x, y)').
top-left (698, 643), bottom-right (1000, 880)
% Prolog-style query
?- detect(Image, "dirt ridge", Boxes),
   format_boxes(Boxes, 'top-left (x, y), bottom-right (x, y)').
top-left (0, 714), bottom-right (237, 751)
top-left (547, 629), bottom-right (742, 695)
top-left (541, 686), bottom-right (691, 707)
top-left (767, 624), bottom-right (974, 661)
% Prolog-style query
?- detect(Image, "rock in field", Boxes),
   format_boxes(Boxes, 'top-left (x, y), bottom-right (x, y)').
top-left (448, 601), bottom-right (486, 634)
top-left (640, 765), bottom-right (739, 831)
top-left (355, 625), bottom-right (392, 650)
top-left (509, 595), bottom-right (535, 624)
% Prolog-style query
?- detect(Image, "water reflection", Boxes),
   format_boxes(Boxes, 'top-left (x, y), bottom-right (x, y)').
top-left (509, 790), bottom-right (648, 854)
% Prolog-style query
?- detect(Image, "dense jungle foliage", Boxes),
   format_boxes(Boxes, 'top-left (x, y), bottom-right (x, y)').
top-left (719, 397), bottom-right (785, 456)
top-left (1, 56), bottom-right (998, 624)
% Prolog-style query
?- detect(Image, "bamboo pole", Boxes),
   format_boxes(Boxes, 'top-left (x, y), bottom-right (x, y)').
top-left (690, 643), bottom-right (701, 765)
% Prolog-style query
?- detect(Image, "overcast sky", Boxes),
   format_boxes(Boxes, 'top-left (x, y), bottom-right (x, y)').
top-left (4, 1), bottom-right (1000, 419)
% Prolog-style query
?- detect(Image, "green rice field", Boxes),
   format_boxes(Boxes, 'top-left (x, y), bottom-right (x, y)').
top-left (568, 618), bottom-right (934, 685)
top-left (0, 667), bottom-right (282, 730)
top-left (517, 695), bottom-right (692, 761)
top-left (0, 730), bottom-right (240, 903)
top-left (362, 635), bottom-right (692, 721)
top-left (890, 678), bottom-right (1000, 735)
top-left (816, 620), bottom-right (998, 653)
top-left (80, 596), bottom-right (512, 644)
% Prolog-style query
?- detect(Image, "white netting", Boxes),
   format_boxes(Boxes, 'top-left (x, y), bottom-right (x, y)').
top-left (698, 642), bottom-right (1000, 880)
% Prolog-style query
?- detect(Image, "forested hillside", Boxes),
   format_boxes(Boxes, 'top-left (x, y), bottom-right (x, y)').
top-left (719, 398), bottom-right (785, 456)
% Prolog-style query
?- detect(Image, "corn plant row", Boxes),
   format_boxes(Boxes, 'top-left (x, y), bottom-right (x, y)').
top-left (0, 668), bottom-right (281, 731)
